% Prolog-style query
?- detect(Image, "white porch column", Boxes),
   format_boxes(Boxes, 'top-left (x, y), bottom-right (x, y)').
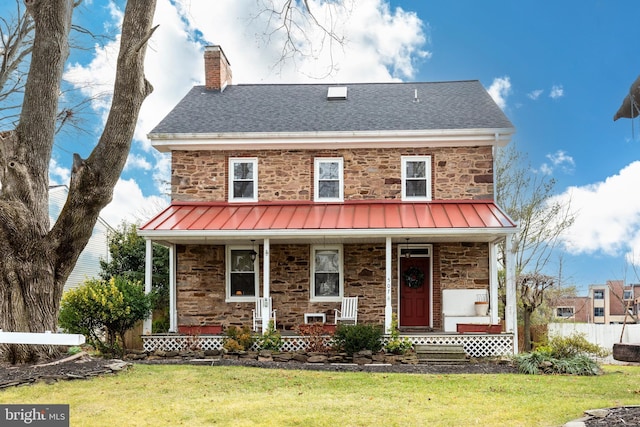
top-left (261, 238), bottom-right (270, 334)
top-left (143, 239), bottom-right (153, 335)
top-left (384, 237), bottom-right (392, 333)
top-left (504, 235), bottom-right (518, 354)
top-left (169, 244), bottom-right (177, 333)
top-left (489, 241), bottom-right (499, 325)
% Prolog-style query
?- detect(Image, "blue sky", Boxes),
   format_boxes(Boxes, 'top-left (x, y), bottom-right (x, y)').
top-left (3, 0), bottom-right (640, 292)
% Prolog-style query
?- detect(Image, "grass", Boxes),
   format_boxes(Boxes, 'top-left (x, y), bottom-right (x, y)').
top-left (1, 364), bottom-right (639, 426)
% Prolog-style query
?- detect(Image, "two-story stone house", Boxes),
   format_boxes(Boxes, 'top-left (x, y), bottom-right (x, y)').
top-left (139, 46), bottom-right (519, 355)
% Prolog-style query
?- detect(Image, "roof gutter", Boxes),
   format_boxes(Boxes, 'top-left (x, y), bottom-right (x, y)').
top-left (148, 128), bottom-right (515, 152)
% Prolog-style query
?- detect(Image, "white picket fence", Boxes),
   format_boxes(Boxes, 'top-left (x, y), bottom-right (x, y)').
top-left (548, 322), bottom-right (640, 364)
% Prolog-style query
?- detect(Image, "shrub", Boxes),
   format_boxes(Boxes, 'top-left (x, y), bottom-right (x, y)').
top-left (384, 314), bottom-right (413, 355)
top-left (223, 325), bottom-right (255, 352)
top-left (58, 276), bottom-right (152, 357)
top-left (255, 321), bottom-right (282, 351)
top-left (332, 324), bottom-right (383, 355)
top-left (514, 332), bottom-right (606, 376)
top-left (547, 332), bottom-right (610, 359)
top-left (514, 351), bottom-right (601, 376)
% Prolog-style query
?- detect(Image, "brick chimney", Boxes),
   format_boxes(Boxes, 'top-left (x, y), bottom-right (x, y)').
top-left (204, 45), bottom-right (232, 91)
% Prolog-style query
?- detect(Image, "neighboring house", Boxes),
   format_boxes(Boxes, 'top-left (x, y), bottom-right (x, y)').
top-left (552, 296), bottom-right (591, 323)
top-left (552, 280), bottom-right (640, 324)
top-left (49, 185), bottom-right (112, 291)
top-left (139, 46), bottom-right (519, 355)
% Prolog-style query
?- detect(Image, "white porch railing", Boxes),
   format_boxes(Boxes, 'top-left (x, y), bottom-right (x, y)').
top-left (142, 333), bottom-right (514, 358)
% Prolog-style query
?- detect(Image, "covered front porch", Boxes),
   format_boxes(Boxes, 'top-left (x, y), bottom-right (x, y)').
top-left (139, 200), bottom-right (519, 354)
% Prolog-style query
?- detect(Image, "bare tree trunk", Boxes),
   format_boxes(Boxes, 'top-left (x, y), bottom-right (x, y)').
top-left (523, 307), bottom-right (533, 352)
top-left (0, 0), bottom-right (157, 364)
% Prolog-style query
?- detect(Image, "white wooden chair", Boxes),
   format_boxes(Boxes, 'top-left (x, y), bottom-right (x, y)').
top-left (252, 297), bottom-right (277, 331)
top-left (334, 296), bottom-right (358, 324)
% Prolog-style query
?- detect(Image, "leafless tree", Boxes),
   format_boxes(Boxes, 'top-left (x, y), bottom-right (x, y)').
top-left (495, 145), bottom-right (575, 350)
top-left (0, 0), bottom-right (158, 364)
top-left (519, 273), bottom-right (555, 351)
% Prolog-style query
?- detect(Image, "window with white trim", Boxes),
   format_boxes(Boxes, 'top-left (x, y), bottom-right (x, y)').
top-left (623, 290), bottom-right (633, 300)
top-left (556, 307), bottom-right (574, 318)
top-left (594, 307), bottom-right (604, 317)
top-left (401, 156), bottom-right (431, 200)
top-left (226, 247), bottom-right (258, 301)
top-left (593, 290), bottom-right (604, 300)
top-left (314, 158), bottom-right (343, 201)
top-left (311, 245), bottom-right (343, 301)
top-left (229, 158), bottom-right (257, 202)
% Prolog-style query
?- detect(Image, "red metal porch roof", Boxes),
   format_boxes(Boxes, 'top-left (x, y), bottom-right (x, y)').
top-left (140, 200), bottom-right (516, 233)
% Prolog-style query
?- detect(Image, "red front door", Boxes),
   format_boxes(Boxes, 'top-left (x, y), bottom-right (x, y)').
top-left (399, 255), bottom-right (431, 327)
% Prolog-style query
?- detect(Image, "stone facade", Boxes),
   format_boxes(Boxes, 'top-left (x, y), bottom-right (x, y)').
top-left (169, 143), bottom-right (496, 332)
top-left (171, 146), bottom-right (494, 202)
top-left (175, 241), bottom-right (489, 331)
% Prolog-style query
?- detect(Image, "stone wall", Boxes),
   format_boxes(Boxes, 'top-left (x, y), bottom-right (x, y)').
top-left (175, 242), bottom-right (490, 332)
top-left (171, 146), bottom-right (494, 202)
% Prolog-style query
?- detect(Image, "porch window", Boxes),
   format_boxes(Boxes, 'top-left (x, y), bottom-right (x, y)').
top-left (229, 158), bottom-right (258, 202)
top-left (311, 245), bottom-right (343, 301)
top-left (226, 247), bottom-right (258, 301)
top-left (593, 307), bottom-right (604, 317)
top-left (314, 158), bottom-right (343, 201)
top-left (555, 306), bottom-right (574, 318)
top-left (401, 156), bottom-right (431, 200)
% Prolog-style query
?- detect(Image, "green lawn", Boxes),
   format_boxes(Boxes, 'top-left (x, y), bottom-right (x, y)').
top-left (1, 364), bottom-right (639, 426)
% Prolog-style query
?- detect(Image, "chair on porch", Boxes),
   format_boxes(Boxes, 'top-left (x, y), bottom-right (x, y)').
top-left (334, 297), bottom-right (358, 324)
top-left (252, 297), bottom-right (277, 332)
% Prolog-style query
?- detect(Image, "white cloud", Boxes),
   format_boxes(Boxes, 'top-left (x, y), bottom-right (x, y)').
top-left (49, 158), bottom-right (71, 185)
top-left (538, 150), bottom-right (575, 175)
top-left (486, 76), bottom-right (511, 110)
top-left (100, 178), bottom-right (169, 226)
top-left (549, 84), bottom-right (564, 99)
top-left (527, 89), bottom-right (543, 100)
top-left (552, 161), bottom-right (640, 266)
top-left (125, 153), bottom-right (152, 171)
top-left (59, 0), bottom-right (429, 224)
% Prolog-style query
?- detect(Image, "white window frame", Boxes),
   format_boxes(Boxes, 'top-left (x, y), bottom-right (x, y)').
top-left (593, 306), bottom-right (604, 317)
top-left (226, 246), bottom-right (259, 302)
top-left (593, 289), bottom-right (605, 300)
top-left (310, 245), bottom-right (343, 302)
top-left (314, 157), bottom-right (344, 202)
top-left (229, 158), bottom-right (258, 202)
top-left (401, 156), bottom-right (432, 201)
top-left (623, 290), bottom-right (633, 300)
top-left (555, 306), bottom-right (574, 318)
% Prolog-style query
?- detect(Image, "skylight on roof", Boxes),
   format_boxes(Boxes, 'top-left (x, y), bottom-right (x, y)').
top-left (327, 86), bottom-right (347, 100)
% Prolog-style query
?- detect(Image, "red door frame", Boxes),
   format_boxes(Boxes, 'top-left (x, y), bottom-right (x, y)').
top-left (398, 244), bottom-right (432, 328)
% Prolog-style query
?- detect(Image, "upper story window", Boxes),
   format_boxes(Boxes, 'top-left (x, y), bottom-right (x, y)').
top-left (593, 290), bottom-right (604, 300)
top-left (311, 245), bottom-right (343, 302)
top-left (401, 156), bottom-right (431, 201)
top-left (314, 158), bottom-right (343, 202)
top-left (229, 158), bottom-right (257, 202)
top-left (593, 307), bottom-right (604, 317)
top-left (226, 246), bottom-right (258, 301)
top-left (623, 290), bottom-right (633, 300)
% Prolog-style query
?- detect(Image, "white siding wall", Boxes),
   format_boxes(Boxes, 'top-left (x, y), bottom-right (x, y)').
top-left (49, 186), bottom-right (112, 292)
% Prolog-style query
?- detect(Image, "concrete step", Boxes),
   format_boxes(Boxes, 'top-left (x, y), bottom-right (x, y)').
top-left (414, 344), bottom-right (468, 363)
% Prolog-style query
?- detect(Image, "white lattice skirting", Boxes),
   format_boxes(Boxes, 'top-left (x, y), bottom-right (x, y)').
top-left (142, 333), bottom-right (514, 357)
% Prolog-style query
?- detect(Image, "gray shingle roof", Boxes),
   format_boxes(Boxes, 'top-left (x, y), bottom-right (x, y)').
top-left (149, 80), bottom-right (513, 135)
